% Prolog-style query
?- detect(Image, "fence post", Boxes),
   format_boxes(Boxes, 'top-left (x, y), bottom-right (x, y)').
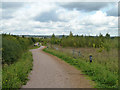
top-left (73, 49), bottom-right (75, 56)
top-left (78, 51), bottom-right (80, 57)
top-left (89, 55), bottom-right (92, 63)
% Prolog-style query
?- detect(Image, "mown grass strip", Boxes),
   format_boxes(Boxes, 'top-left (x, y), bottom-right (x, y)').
top-left (43, 48), bottom-right (118, 88)
top-left (2, 51), bottom-right (33, 88)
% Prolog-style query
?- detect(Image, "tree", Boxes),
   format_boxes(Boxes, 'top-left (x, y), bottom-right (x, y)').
top-left (62, 34), bottom-right (65, 38)
top-left (51, 33), bottom-right (56, 44)
top-left (76, 34), bottom-right (79, 37)
top-left (31, 37), bottom-right (36, 43)
top-left (52, 33), bottom-right (55, 38)
top-left (105, 33), bottom-right (110, 38)
top-left (22, 35), bottom-right (24, 38)
top-left (69, 31), bottom-right (73, 37)
top-left (99, 33), bottom-right (103, 38)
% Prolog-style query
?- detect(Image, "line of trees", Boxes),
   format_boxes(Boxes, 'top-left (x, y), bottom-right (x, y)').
top-left (44, 32), bottom-right (118, 51)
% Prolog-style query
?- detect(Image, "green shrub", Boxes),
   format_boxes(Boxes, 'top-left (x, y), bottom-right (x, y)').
top-left (2, 34), bottom-right (34, 64)
top-left (2, 51), bottom-right (33, 88)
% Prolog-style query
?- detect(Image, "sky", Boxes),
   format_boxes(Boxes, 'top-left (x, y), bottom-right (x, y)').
top-left (0, 0), bottom-right (119, 36)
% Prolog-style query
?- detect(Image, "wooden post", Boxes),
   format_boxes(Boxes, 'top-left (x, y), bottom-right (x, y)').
top-left (78, 51), bottom-right (80, 57)
top-left (73, 49), bottom-right (75, 56)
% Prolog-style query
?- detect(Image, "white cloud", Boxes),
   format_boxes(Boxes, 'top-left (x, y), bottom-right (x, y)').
top-left (1, 2), bottom-right (118, 36)
top-left (1, 0), bottom-right (118, 2)
top-left (58, 9), bottom-right (81, 21)
top-left (12, 2), bottom-right (58, 20)
top-left (80, 11), bottom-right (117, 27)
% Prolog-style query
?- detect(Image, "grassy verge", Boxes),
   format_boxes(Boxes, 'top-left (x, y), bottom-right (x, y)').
top-left (43, 48), bottom-right (118, 88)
top-left (2, 51), bottom-right (33, 88)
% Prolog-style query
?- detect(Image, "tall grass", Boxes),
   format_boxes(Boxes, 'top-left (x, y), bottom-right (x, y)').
top-left (43, 48), bottom-right (118, 88)
top-left (2, 51), bottom-right (33, 88)
top-left (2, 34), bottom-right (40, 88)
top-left (50, 45), bottom-right (118, 74)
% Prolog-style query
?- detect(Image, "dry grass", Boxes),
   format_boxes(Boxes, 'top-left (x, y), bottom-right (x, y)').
top-left (43, 48), bottom-right (118, 88)
top-left (49, 44), bottom-right (118, 73)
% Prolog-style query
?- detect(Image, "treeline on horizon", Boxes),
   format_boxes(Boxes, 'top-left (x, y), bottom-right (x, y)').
top-left (1, 32), bottom-right (119, 64)
top-left (2, 34), bottom-right (39, 65)
top-left (42, 32), bottom-right (118, 51)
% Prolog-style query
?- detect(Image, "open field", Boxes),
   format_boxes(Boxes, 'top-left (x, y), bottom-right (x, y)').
top-left (49, 45), bottom-right (118, 73)
top-left (43, 48), bottom-right (118, 88)
top-left (42, 33), bottom-right (119, 88)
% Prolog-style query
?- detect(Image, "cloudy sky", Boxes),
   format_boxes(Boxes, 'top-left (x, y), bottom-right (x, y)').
top-left (0, 1), bottom-right (119, 36)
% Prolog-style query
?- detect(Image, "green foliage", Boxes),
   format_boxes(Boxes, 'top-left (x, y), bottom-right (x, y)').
top-left (92, 43), bottom-right (96, 48)
top-left (43, 32), bottom-right (118, 52)
top-left (2, 34), bottom-right (34, 64)
top-left (22, 35), bottom-right (25, 38)
top-left (97, 48), bottom-right (103, 53)
top-left (103, 40), bottom-right (111, 52)
top-left (105, 33), bottom-right (110, 39)
top-left (2, 51), bottom-right (33, 88)
top-left (52, 33), bottom-right (55, 38)
top-left (69, 31), bottom-right (73, 37)
top-left (31, 37), bottom-right (36, 43)
top-left (43, 48), bottom-right (118, 88)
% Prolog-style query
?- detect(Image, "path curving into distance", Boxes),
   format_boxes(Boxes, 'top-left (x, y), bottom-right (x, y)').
top-left (22, 46), bottom-right (93, 88)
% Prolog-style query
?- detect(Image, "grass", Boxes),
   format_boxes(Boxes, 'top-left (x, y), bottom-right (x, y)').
top-left (2, 51), bottom-right (33, 88)
top-left (49, 45), bottom-right (118, 73)
top-left (43, 48), bottom-right (118, 88)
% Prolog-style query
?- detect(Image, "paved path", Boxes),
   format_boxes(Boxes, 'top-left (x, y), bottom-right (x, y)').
top-left (22, 46), bottom-right (93, 88)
